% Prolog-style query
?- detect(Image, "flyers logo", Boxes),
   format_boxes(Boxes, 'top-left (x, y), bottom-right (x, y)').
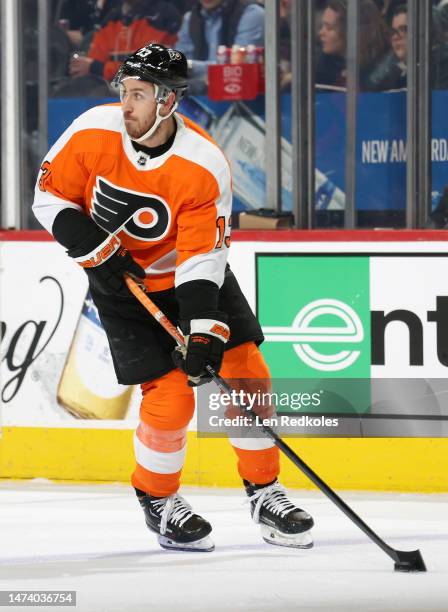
top-left (91, 177), bottom-right (171, 242)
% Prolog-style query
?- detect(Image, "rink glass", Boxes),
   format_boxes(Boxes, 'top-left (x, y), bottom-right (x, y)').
top-left (2, 0), bottom-right (440, 229)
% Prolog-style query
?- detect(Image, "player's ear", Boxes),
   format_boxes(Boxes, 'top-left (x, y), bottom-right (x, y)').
top-left (160, 92), bottom-right (176, 117)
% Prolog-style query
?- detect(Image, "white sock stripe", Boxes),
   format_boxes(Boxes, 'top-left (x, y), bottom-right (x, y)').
top-left (228, 436), bottom-right (275, 451)
top-left (134, 433), bottom-right (186, 474)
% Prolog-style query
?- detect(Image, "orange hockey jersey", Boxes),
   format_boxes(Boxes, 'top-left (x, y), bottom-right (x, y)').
top-left (32, 104), bottom-right (232, 293)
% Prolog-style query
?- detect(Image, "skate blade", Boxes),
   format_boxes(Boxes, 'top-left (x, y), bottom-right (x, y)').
top-left (158, 534), bottom-right (215, 552)
top-left (260, 524), bottom-right (313, 549)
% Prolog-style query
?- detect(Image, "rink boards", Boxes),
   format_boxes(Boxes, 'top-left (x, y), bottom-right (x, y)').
top-left (1, 230), bottom-right (448, 492)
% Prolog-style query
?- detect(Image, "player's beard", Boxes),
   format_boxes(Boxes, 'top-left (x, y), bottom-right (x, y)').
top-left (125, 110), bottom-right (157, 141)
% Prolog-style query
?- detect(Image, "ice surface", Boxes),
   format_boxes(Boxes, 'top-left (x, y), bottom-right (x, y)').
top-left (0, 481), bottom-right (447, 612)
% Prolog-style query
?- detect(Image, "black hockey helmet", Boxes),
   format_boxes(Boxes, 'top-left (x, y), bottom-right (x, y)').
top-left (112, 43), bottom-right (188, 103)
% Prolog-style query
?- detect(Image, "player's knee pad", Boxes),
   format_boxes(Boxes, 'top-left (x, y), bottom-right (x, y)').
top-left (221, 342), bottom-right (271, 380)
top-left (140, 368), bottom-right (195, 431)
top-left (136, 421), bottom-right (188, 453)
top-left (221, 342), bottom-right (274, 418)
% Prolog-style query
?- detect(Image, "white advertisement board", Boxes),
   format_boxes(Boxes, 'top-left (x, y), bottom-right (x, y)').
top-left (0, 241), bottom-right (141, 428)
top-left (2, 238), bottom-right (448, 429)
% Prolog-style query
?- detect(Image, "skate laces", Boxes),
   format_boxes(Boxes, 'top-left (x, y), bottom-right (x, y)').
top-left (151, 494), bottom-right (194, 535)
top-left (247, 482), bottom-right (298, 524)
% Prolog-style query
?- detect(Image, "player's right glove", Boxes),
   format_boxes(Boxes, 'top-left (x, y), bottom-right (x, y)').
top-left (172, 314), bottom-right (230, 386)
top-left (67, 229), bottom-right (145, 297)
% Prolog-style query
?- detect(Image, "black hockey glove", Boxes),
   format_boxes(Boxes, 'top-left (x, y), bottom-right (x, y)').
top-left (172, 313), bottom-right (230, 386)
top-left (67, 230), bottom-right (145, 297)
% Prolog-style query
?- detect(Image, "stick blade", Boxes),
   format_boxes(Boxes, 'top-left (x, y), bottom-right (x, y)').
top-left (394, 549), bottom-right (427, 572)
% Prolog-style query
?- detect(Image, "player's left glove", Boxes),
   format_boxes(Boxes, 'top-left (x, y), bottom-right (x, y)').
top-left (172, 314), bottom-right (230, 386)
top-left (67, 230), bottom-right (145, 297)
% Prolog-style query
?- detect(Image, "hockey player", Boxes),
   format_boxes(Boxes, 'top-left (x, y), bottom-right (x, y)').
top-left (32, 43), bottom-right (314, 552)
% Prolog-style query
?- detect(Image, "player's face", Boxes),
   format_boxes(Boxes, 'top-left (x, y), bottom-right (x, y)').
top-left (120, 78), bottom-right (157, 140)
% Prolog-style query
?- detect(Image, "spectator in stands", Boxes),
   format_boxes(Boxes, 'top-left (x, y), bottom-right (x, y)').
top-left (437, 1), bottom-right (448, 40)
top-left (56, 0), bottom-right (190, 48)
top-left (55, 0), bottom-right (119, 48)
top-left (315, 1), bottom-right (345, 89)
top-left (69, 0), bottom-right (182, 81)
top-left (368, 3), bottom-right (448, 90)
top-left (315, 0), bottom-right (390, 91)
top-left (172, 0), bottom-right (196, 12)
top-left (367, 4), bottom-right (407, 90)
top-left (278, 0), bottom-right (293, 90)
top-left (176, 0), bottom-right (265, 94)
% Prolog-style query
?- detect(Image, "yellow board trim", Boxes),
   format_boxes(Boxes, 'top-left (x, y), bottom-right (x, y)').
top-left (1, 427), bottom-right (447, 492)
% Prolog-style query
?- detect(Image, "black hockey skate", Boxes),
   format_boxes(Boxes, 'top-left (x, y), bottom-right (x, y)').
top-left (136, 489), bottom-right (214, 552)
top-left (244, 480), bottom-right (314, 549)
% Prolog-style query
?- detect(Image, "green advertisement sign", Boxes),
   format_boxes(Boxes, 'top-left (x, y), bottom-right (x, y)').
top-left (257, 255), bottom-right (371, 414)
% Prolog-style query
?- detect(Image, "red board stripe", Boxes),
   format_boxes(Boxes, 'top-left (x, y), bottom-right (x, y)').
top-left (1, 229), bottom-right (447, 243)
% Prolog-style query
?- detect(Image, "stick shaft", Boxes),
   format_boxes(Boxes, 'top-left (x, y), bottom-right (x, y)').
top-left (125, 275), bottom-right (185, 345)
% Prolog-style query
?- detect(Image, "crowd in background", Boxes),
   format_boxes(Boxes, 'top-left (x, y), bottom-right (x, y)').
top-left (3, 0), bottom-right (448, 229)
top-left (45, 0), bottom-right (265, 96)
top-left (314, 0), bottom-right (448, 91)
top-left (37, 0), bottom-right (448, 97)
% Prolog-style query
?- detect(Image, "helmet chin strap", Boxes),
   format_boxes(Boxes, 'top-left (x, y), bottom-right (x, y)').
top-left (131, 84), bottom-right (178, 144)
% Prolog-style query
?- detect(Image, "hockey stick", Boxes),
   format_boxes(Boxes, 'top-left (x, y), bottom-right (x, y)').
top-left (125, 274), bottom-right (427, 572)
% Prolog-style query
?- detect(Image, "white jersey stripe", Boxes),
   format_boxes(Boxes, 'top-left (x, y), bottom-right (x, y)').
top-left (32, 191), bottom-right (83, 234)
top-left (175, 247), bottom-right (228, 288)
top-left (174, 123), bottom-right (232, 288)
top-left (174, 122), bottom-right (232, 201)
